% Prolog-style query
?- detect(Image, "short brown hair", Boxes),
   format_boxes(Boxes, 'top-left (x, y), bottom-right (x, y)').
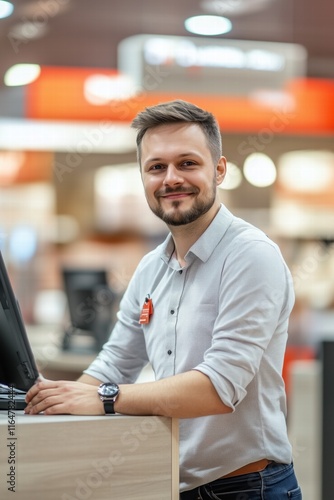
top-left (131, 100), bottom-right (222, 165)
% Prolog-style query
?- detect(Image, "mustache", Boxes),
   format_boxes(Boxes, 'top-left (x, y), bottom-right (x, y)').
top-left (155, 187), bottom-right (199, 197)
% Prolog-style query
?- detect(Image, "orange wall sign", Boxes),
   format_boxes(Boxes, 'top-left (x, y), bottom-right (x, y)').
top-left (25, 67), bottom-right (334, 134)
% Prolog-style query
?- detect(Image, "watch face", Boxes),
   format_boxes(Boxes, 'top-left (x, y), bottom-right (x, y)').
top-left (99, 383), bottom-right (119, 398)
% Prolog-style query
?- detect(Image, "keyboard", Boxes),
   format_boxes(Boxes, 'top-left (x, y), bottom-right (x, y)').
top-left (0, 384), bottom-right (27, 410)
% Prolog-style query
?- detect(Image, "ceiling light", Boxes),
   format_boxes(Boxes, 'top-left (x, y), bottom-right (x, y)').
top-left (278, 150), bottom-right (334, 192)
top-left (219, 162), bottom-right (242, 190)
top-left (10, 21), bottom-right (48, 40)
top-left (243, 153), bottom-right (277, 187)
top-left (184, 15), bottom-right (232, 36)
top-left (0, 1), bottom-right (13, 19)
top-left (4, 64), bottom-right (41, 86)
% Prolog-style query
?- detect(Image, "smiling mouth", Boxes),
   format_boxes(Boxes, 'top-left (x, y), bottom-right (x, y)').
top-left (162, 192), bottom-right (193, 200)
top-left (157, 188), bottom-right (196, 199)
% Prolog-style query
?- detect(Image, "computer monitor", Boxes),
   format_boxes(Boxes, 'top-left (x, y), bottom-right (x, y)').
top-left (0, 251), bottom-right (39, 392)
top-left (62, 268), bottom-right (115, 352)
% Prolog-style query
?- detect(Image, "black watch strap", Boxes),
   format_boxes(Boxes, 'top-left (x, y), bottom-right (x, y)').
top-left (103, 401), bottom-right (116, 414)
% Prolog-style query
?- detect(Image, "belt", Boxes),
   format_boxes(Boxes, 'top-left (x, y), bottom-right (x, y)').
top-left (222, 459), bottom-right (272, 479)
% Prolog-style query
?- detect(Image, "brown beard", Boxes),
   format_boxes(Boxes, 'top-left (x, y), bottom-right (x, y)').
top-left (149, 183), bottom-right (216, 226)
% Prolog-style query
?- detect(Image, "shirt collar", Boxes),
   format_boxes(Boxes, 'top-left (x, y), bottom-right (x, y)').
top-left (160, 204), bottom-right (234, 266)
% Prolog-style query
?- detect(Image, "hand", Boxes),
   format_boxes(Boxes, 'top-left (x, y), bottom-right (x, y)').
top-left (24, 379), bottom-right (105, 416)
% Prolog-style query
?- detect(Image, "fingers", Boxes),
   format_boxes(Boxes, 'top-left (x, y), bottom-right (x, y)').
top-left (25, 379), bottom-right (58, 404)
top-left (24, 386), bottom-right (60, 414)
top-left (25, 393), bottom-right (65, 415)
top-left (24, 380), bottom-right (104, 416)
top-left (25, 380), bottom-right (69, 414)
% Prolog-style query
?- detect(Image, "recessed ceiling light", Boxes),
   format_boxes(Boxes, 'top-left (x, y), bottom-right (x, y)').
top-left (278, 150), bottom-right (334, 192)
top-left (184, 15), bottom-right (232, 36)
top-left (4, 64), bottom-right (41, 86)
top-left (243, 153), bottom-right (277, 187)
top-left (0, 1), bottom-right (13, 19)
top-left (10, 21), bottom-right (49, 40)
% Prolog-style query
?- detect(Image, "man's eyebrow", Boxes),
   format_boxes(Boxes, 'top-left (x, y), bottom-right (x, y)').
top-left (143, 152), bottom-right (202, 165)
top-left (144, 156), bottom-right (163, 165)
top-left (177, 152), bottom-right (201, 158)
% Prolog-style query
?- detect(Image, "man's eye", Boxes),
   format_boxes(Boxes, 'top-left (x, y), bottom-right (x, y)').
top-left (151, 164), bottom-right (164, 171)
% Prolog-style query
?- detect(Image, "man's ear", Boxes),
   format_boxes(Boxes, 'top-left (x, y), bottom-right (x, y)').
top-left (216, 156), bottom-right (227, 186)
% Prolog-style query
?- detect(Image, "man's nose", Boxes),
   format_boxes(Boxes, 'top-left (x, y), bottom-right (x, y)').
top-left (163, 164), bottom-right (183, 186)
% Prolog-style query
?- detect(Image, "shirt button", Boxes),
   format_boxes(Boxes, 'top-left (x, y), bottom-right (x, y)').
top-left (170, 309), bottom-right (175, 315)
top-left (167, 350), bottom-right (172, 355)
top-left (179, 270), bottom-right (183, 274)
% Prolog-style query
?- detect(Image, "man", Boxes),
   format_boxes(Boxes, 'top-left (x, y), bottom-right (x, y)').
top-left (25, 100), bottom-right (302, 499)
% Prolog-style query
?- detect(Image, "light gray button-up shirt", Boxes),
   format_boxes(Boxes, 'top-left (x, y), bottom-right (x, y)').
top-left (84, 204), bottom-right (295, 491)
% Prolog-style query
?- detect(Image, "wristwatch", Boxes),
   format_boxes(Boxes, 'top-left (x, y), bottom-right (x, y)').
top-left (97, 382), bottom-right (120, 414)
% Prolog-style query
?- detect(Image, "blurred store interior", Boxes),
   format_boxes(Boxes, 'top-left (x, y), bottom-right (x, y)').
top-left (0, 1), bottom-right (334, 374)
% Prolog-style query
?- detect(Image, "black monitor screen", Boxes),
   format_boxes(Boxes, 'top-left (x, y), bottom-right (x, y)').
top-left (63, 268), bottom-right (109, 331)
top-left (62, 268), bottom-right (114, 351)
top-left (0, 251), bottom-right (39, 391)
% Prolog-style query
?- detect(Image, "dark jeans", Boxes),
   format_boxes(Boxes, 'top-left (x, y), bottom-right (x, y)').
top-left (180, 462), bottom-right (302, 499)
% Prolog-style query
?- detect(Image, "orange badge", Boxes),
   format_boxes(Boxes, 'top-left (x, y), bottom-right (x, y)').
top-left (139, 294), bottom-right (154, 324)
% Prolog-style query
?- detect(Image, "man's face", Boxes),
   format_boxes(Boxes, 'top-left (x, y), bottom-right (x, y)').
top-left (140, 123), bottom-right (226, 226)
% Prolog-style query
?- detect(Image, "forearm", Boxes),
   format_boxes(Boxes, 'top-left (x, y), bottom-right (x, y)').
top-left (25, 369), bottom-right (232, 418)
top-left (115, 370), bottom-right (232, 418)
top-left (77, 373), bottom-right (102, 386)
